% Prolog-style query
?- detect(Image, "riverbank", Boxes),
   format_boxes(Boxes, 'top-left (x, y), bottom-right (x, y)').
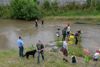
top-left (0, 49), bottom-right (100, 67)
top-left (44, 16), bottom-right (100, 24)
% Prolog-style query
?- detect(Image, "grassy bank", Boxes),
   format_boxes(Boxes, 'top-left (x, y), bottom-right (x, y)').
top-left (0, 49), bottom-right (100, 67)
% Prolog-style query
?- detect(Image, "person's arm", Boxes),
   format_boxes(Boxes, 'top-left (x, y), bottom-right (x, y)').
top-left (21, 40), bottom-right (24, 45)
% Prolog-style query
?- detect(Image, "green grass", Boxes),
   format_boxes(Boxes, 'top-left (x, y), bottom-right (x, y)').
top-left (0, 49), bottom-right (100, 67)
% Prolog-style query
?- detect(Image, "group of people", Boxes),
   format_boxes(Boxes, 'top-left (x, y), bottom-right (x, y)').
top-left (17, 36), bottom-right (44, 64)
top-left (16, 22), bottom-right (99, 65)
top-left (56, 23), bottom-right (81, 63)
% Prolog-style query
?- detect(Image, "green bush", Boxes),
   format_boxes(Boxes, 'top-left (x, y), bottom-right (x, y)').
top-left (96, 0), bottom-right (100, 10)
top-left (0, 6), bottom-right (11, 18)
top-left (42, 0), bottom-right (51, 10)
top-left (10, 0), bottom-right (42, 20)
top-left (0, 6), bottom-right (3, 17)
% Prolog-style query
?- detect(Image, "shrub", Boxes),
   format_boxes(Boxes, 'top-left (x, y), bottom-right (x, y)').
top-left (10, 0), bottom-right (42, 20)
top-left (0, 6), bottom-right (11, 18)
top-left (42, 0), bottom-right (51, 10)
top-left (96, 0), bottom-right (100, 11)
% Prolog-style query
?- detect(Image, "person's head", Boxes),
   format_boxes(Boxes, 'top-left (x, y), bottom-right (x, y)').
top-left (19, 36), bottom-right (22, 39)
top-left (38, 40), bottom-right (42, 44)
top-left (67, 23), bottom-right (70, 26)
top-left (70, 32), bottom-right (74, 35)
top-left (77, 30), bottom-right (81, 34)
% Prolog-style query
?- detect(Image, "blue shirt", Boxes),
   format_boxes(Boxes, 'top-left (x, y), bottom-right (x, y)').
top-left (17, 39), bottom-right (24, 47)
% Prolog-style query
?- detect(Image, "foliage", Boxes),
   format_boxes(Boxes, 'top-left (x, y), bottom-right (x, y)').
top-left (10, 0), bottom-right (42, 20)
top-left (1, 0), bottom-right (100, 20)
top-left (96, 0), bottom-right (100, 10)
top-left (42, 0), bottom-right (51, 10)
top-left (0, 6), bottom-right (11, 18)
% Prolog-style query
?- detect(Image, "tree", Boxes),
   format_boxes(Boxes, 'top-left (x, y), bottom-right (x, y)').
top-left (10, 0), bottom-right (42, 20)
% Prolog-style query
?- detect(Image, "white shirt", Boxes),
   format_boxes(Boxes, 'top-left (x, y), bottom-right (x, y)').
top-left (67, 26), bottom-right (71, 32)
top-left (63, 41), bottom-right (68, 49)
top-left (93, 52), bottom-right (100, 59)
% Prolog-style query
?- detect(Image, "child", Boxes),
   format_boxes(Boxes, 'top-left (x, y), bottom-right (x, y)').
top-left (71, 56), bottom-right (77, 63)
top-left (93, 50), bottom-right (100, 61)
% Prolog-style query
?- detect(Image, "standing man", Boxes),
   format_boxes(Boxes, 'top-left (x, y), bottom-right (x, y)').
top-left (17, 36), bottom-right (24, 57)
top-left (62, 28), bottom-right (67, 41)
top-left (41, 20), bottom-right (44, 25)
top-left (36, 40), bottom-right (44, 64)
top-left (35, 19), bottom-right (38, 27)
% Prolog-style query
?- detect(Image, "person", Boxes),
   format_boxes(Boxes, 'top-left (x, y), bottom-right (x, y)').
top-left (56, 28), bottom-right (60, 37)
top-left (93, 50), bottom-right (100, 61)
top-left (35, 19), bottom-right (38, 27)
top-left (66, 24), bottom-right (71, 37)
top-left (62, 28), bottom-right (67, 41)
top-left (60, 40), bottom-right (68, 62)
top-left (68, 32), bottom-right (75, 45)
top-left (36, 40), bottom-right (44, 64)
top-left (75, 31), bottom-right (79, 45)
top-left (41, 20), bottom-right (44, 25)
top-left (71, 56), bottom-right (77, 63)
top-left (17, 36), bottom-right (24, 57)
top-left (75, 30), bottom-right (81, 45)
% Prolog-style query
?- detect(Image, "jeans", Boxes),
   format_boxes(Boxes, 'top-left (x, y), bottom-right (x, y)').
top-left (37, 51), bottom-right (44, 63)
top-left (19, 46), bottom-right (24, 57)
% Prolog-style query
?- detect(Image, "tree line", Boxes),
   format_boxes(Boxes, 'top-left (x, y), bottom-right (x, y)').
top-left (0, 0), bottom-right (100, 20)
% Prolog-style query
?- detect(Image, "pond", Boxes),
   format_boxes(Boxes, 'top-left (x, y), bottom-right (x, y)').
top-left (0, 19), bottom-right (100, 53)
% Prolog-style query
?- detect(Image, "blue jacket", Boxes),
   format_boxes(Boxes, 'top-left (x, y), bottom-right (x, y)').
top-left (17, 39), bottom-right (24, 47)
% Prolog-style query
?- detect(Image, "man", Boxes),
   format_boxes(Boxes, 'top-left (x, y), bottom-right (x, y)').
top-left (41, 20), bottom-right (44, 25)
top-left (36, 40), bottom-right (44, 64)
top-left (62, 28), bottom-right (67, 41)
top-left (17, 36), bottom-right (24, 57)
top-left (35, 19), bottom-right (38, 27)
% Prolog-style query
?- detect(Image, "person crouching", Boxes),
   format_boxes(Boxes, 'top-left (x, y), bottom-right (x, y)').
top-left (60, 40), bottom-right (68, 62)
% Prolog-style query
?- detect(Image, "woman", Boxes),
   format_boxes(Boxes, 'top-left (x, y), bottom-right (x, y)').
top-left (60, 40), bottom-right (68, 62)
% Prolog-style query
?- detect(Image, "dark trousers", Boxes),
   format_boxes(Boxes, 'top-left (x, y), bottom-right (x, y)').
top-left (37, 51), bottom-right (44, 63)
top-left (62, 34), bottom-right (66, 41)
top-left (75, 37), bottom-right (78, 45)
top-left (19, 46), bottom-right (24, 57)
top-left (67, 31), bottom-right (70, 37)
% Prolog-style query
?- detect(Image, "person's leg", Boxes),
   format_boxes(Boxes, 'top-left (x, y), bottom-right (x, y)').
top-left (19, 47), bottom-right (21, 57)
top-left (22, 46), bottom-right (24, 57)
top-left (63, 49), bottom-right (68, 62)
top-left (67, 31), bottom-right (70, 37)
top-left (20, 46), bottom-right (24, 57)
top-left (41, 52), bottom-right (44, 61)
top-left (75, 37), bottom-right (78, 45)
top-left (37, 52), bottom-right (40, 64)
top-left (62, 35), bottom-right (66, 41)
